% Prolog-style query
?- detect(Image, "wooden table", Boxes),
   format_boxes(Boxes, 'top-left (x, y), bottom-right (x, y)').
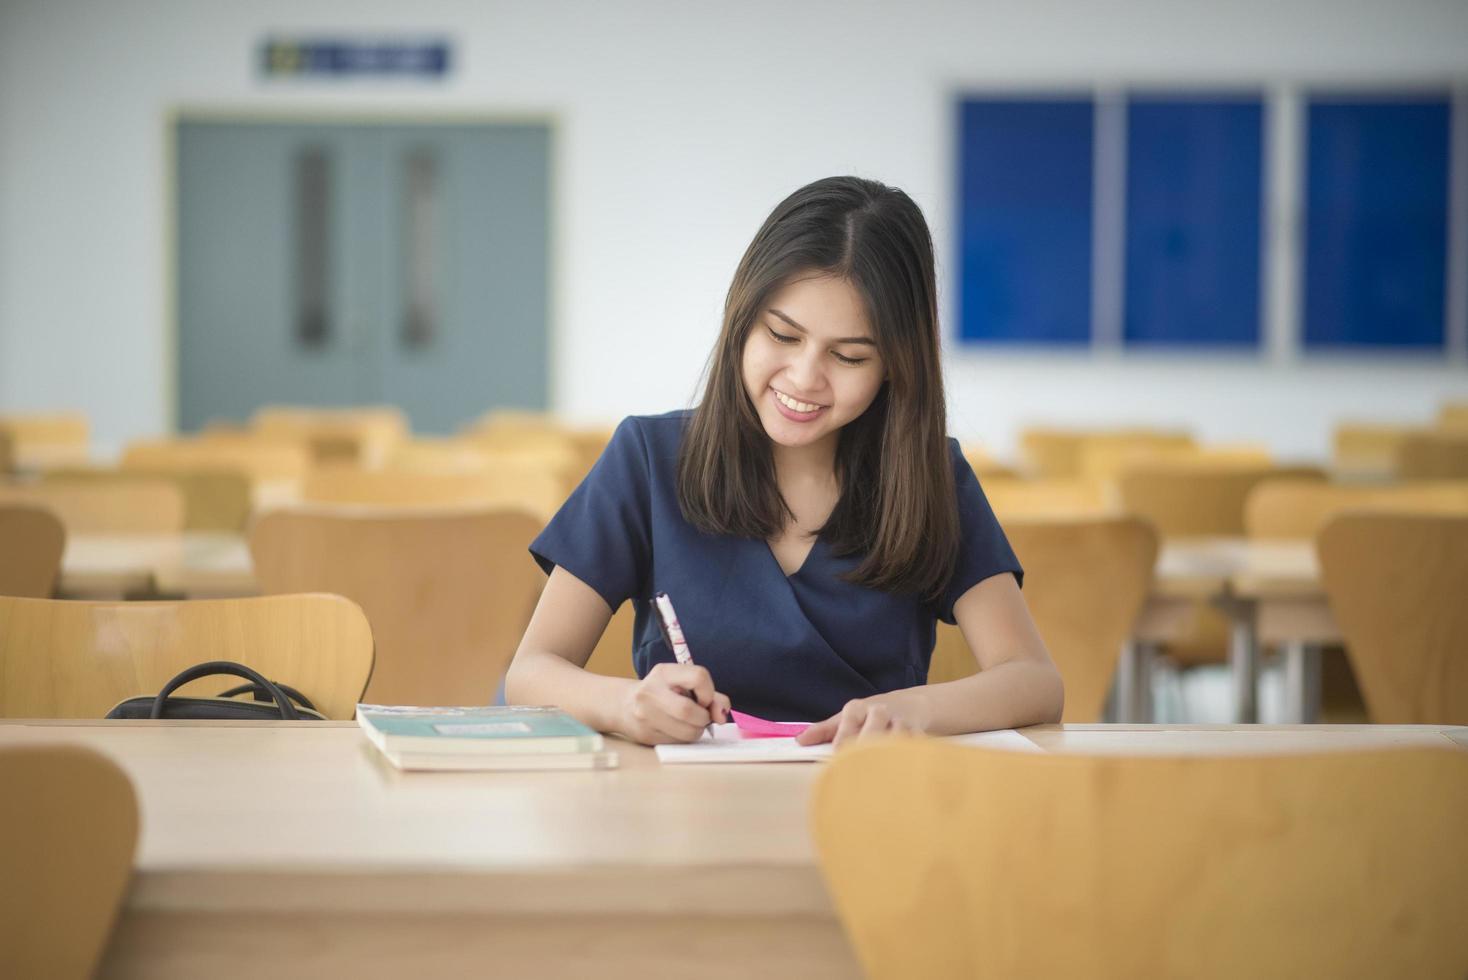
top-left (3, 720), bottom-right (1461, 980)
top-left (1117, 539), bottom-right (1334, 725)
top-left (60, 533), bottom-right (254, 599)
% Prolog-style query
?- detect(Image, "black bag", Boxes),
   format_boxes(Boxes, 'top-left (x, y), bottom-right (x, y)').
top-left (105, 660), bottom-right (327, 721)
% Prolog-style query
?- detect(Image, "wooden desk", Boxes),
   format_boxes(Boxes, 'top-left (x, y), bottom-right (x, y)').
top-left (1228, 540), bottom-right (1338, 725)
top-left (2, 721), bottom-right (1460, 979)
top-left (1117, 540), bottom-right (1336, 725)
top-left (60, 533), bottom-right (254, 599)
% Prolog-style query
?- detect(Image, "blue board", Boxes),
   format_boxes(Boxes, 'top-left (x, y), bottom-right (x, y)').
top-left (1303, 96), bottom-right (1451, 350)
top-left (957, 99), bottom-right (1094, 344)
top-left (1123, 96), bottom-right (1263, 348)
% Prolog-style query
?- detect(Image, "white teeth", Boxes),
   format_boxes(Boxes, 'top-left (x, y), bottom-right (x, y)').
top-left (774, 390), bottom-right (822, 413)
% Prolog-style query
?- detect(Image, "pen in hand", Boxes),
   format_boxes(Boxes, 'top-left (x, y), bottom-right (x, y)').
top-left (651, 592), bottom-right (716, 738)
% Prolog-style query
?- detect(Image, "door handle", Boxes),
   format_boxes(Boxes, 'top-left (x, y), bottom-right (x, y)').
top-left (294, 145), bottom-right (332, 350)
top-left (401, 146), bottom-right (437, 350)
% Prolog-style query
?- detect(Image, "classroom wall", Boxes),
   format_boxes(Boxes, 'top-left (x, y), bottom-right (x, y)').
top-left (1, 0), bottom-right (1466, 459)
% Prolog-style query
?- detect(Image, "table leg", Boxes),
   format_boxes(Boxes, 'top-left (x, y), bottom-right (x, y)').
top-left (1227, 610), bottom-right (1259, 724)
top-left (1282, 642), bottom-right (1321, 724)
top-left (1115, 640), bottom-right (1154, 723)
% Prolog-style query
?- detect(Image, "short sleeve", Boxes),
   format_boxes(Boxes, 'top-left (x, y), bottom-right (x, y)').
top-left (935, 439), bottom-right (1023, 624)
top-left (529, 417), bottom-right (653, 611)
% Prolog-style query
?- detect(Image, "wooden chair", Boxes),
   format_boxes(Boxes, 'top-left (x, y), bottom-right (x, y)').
top-left (251, 405), bottom-right (409, 467)
top-left (958, 443), bottom-right (1017, 481)
top-left (0, 594), bottom-right (373, 719)
top-left (1077, 437), bottom-right (1247, 483)
top-left (1317, 513), bottom-right (1468, 724)
top-left (1438, 401), bottom-right (1468, 430)
top-left (565, 426), bottom-right (617, 486)
top-left (1332, 422), bottom-right (1421, 480)
top-left (0, 744), bottom-right (138, 980)
top-left (582, 602), bottom-right (639, 680)
top-left (1118, 463), bottom-right (1325, 668)
top-left (812, 739), bottom-right (1468, 980)
top-left (123, 437), bottom-right (310, 482)
top-left (0, 480), bottom-right (184, 533)
top-left (1118, 463), bottom-right (1326, 539)
top-left (982, 477), bottom-right (1113, 519)
top-left (0, 412), bottom-right (90, 470)
top-left (45, 467), bottom-right (253, 531)
top-left (1396, 430), bottom-right (1468, 479)
top-left (1019, 427), bottom-right (1193, 479)
top-left (384, 438), bottom-right (496, 475)
top-left (0, 505), bottom-right (64, 597)
top-left (251, 508), bottom-right (543, 705)
top-left (1246, 478), bottom-right (1468, 540)
top-left (928, 517), bottom-right (1157, 722)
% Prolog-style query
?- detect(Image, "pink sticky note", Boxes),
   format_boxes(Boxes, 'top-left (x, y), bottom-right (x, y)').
top-left (731, 709), bottom-right (811, 738)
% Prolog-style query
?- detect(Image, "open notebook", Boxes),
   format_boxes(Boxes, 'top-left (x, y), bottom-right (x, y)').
top-left (655, 723), bottom-right (1041, 764)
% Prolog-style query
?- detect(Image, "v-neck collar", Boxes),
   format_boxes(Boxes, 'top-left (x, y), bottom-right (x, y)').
top-left (765, 530), bottom-right (822, 579)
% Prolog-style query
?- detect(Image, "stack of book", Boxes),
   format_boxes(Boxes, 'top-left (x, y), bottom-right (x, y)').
top-left (356, 704), bottom-right (618, 772)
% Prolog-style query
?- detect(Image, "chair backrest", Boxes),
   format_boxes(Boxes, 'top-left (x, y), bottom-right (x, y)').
top-left (1077, 436), bottom-right (1203, 482)
top-left (251, 405), bottom-right (408, 467)
top-left (1019, 427), bottom-right (1193, 479)
top-left (123, 438), bottom-right (310, 481)
top-left (1438, 401), bottom-right (1468, 430)
top-left (959, 444), bottom-right (1017, 481)
top-left (303, 468), bottom-right (502, 507)
top-left (0, 505), bottom-right (65, 597)
top-left (0, 480), bottom-right (184, 533)
top-left (812, 739), bottom-right (1468, 980)
top-left (927, 517), bottom-right (1157, 722)
top-left (1246, 478), bottom-right (1468, 540)
top-left (0, 593), bottom-right (373, 719)
top-left (1332, 422), bottom-right (1420, 479)
top-left (1118, 463), bottom-right (1326, 538)
top-left (251, 508), bottom-right (544, 705)
top-left (1396, 430), bottom-right (1468, 479)
top-left (0, 412), bottom-right (90, 470)
top-left (982, 477), bottom-right (1113, 519)
top-left (45, 467), bottom-right (253, 531)
top-left (384, 438), bottom-right (496, 475)
top-left (582, 601), bottom-right (639, 679)
top-left (0, 745), bottom-right (138, 980)
top-left (1317, 513), bottom-right (1468, 724)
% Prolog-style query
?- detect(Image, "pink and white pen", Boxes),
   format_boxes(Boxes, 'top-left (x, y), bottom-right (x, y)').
top-left (652, 592), bottom-right (713, 736)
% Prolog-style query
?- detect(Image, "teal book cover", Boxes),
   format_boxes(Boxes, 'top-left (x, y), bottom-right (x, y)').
top-left (357, 704), bottom-right (604, 755)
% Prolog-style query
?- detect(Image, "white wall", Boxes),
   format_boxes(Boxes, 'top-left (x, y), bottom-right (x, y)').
top-left (2, 0), bottom-right (1466, 459)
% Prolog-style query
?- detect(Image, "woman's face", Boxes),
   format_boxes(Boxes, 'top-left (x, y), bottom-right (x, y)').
top-left (741, 274), bottom-right (886, 455)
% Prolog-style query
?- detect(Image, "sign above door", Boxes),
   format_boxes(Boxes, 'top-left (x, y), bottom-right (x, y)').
top-left (259, 38), bottom-right (451, 79)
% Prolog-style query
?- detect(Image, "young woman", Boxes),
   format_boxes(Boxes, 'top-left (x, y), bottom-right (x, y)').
top-left (505, 176), bottom-right (1062, 745)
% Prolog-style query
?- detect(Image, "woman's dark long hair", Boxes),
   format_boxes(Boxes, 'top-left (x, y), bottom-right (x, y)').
top-left (676, 176), bottom-right (958, 599)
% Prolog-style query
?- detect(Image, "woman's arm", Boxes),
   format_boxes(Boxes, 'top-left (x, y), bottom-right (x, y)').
top-left (505, 566), bottom-right (730, 743)
top-left (797, 572), bottom-right (1063, 745)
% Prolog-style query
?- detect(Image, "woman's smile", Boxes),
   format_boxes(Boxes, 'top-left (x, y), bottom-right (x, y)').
top-left (771, 386), bottom-right (828, 421)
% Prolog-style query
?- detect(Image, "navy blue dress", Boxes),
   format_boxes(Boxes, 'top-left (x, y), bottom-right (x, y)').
top-left (529, 410), bottom-right (1021, 721)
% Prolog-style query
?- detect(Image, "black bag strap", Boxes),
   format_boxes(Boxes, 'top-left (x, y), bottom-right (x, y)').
top-left (151, 661), bottom-right (301, 720)
top-left (216, 681), bottom-right (319, 713)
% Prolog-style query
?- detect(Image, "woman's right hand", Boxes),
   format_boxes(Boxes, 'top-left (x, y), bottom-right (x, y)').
top-left (617, 663), bottom-right (731, 745)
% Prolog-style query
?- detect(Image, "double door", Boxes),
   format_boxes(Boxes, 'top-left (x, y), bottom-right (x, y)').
top-left (176, 119), bottom-right (550, 432)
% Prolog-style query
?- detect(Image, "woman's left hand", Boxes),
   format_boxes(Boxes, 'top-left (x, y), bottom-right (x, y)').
top-left (795, 698), bottom-right (920, 747)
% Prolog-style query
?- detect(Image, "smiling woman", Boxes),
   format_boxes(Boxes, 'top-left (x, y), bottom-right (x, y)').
top-left (505, 176), bottom-right (1063, 747)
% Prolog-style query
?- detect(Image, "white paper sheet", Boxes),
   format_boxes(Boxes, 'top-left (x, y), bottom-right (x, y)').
top-left (654, 723), bottom-right (1041, 764)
